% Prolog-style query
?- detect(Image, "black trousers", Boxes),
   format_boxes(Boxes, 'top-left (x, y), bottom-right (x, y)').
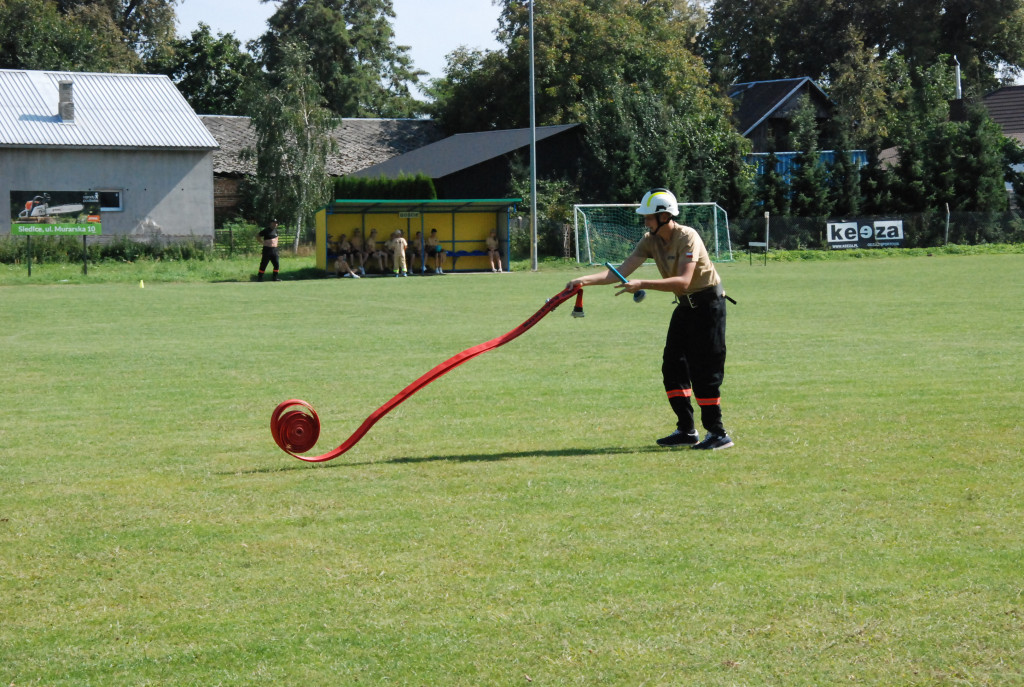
top-left (662, 294), bottom-right (727, 434)
top-left (259, 246), bottom-right (280, 273)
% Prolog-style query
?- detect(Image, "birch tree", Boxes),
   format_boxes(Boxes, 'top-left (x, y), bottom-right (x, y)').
top-left (243, 41), bottom-right (336, 252)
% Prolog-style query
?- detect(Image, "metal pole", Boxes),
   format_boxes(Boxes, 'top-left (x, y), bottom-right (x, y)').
top-left (572, 207), bottom-right (580, 264)
top-left (712, 207), bottom-right (719, 260)
top-left (27, 235), bottom-right (31, 277)
top-left (529, 0), bottom-right (538, 272)
top-left (764, 210), bottom-right (770, 266)
top-left (82, 235), bottom-right (88, 275)
top-left (945, 202), bottom-right (951, 245)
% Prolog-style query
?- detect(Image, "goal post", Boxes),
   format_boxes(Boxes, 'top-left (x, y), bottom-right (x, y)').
top-left (573, 202), bottom-right (734, 265)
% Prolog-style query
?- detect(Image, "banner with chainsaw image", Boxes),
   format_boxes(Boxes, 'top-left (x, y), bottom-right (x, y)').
top-left (10, 191), bottom-right (102, 235)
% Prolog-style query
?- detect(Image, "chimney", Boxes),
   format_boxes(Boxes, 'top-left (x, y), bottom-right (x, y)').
top-left (949, 56), bottom-right (967, 122)
top-left (58, 80), bottom-right (74, 123)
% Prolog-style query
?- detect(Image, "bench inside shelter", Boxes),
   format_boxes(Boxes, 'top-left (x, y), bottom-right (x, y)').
top-left (315, 198), bottom-right (518, 274)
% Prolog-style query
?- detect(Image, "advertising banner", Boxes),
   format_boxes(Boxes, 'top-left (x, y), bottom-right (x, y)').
top-left (827, 219), bottom-right (909, 248)
top-left (826, 219), bottom-right (904, 249)
top-left (10, 191), bottom-right (102, 235)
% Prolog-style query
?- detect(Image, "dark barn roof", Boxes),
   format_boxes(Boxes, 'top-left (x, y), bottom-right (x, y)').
top-left (983, 86), bottom-right (1024, 144)
top-left (350, 124), bottom-right (580, 179)
top-left (349, 124), bottom-right (583, 198)
top-left (727, 77), bottom-right (829, 137)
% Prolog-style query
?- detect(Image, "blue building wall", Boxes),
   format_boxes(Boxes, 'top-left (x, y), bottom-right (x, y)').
top-left (745, 150), bottom-right (869, 184)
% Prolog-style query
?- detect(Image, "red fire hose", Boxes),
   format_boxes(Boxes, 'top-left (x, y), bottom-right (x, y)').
top-left (271, 284), bottom-right (584, 462)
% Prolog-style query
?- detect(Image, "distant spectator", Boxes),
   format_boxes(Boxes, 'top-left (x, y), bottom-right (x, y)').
top-left (257, 218), bottom-right (280, 281)
top-left (486, 228), bottom-right (503, 272)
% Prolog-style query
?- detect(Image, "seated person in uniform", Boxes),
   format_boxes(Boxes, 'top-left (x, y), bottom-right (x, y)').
top-left (409, 230), bottom-right (426, 273)
top-left (334, 253), bottom-right (361, 278)
top-left (365, 228), bottom-right (387, 273)
top-left (426, 228), bottom-right (446, 274)
top-left (348, 229), bottom-right (366, 275)
top-left (335, 232), bottom-right (351, 262)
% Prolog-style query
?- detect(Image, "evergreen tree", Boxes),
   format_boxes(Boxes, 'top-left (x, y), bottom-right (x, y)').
top-left (826, 122), bottom-right (862, 217)
top-left (757, 152), bottom-right (791, 217)
top-left (950, 106), bottom-right (1010, 213)
top-left (789, 95), bottom-right (832, 218)
top-left (858, 148), bottom-right (896, 215)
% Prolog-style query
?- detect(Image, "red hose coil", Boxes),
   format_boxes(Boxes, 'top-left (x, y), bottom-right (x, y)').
top-left (271, 284), bottom-right (582, 462)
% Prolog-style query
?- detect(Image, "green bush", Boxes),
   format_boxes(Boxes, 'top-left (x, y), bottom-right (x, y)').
top-left (0, 235), bottom-right (216, 265)
top-left (333, 173), bottom-right (437, 200)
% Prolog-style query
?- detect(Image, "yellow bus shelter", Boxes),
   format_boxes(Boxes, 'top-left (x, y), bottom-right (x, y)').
top-left (315, 198), bottom-right (520, 273)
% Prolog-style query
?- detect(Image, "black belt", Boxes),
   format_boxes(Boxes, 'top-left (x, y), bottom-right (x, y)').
top-left (680, 284), bottom-right (725, 309)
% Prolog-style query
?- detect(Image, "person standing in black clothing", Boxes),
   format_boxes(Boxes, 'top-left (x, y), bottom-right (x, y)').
top-left (257, 219), bottom-right (281, 281)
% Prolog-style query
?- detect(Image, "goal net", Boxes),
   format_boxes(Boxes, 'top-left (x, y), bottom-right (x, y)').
top-left (573, 202), bottom-right (734, 264)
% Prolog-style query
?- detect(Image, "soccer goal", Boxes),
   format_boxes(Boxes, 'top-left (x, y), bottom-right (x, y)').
top-left (573, 202), bottom-right (734, 264)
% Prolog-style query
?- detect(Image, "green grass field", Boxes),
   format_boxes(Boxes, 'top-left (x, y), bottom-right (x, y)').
top-left (2, 255), bottom-right (1022, 685)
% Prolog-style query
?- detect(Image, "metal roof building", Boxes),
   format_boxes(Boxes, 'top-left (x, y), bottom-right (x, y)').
top-left (2, 68), bottom-right (217, 240)
top-left (0, 69), bottom-right (218, 149)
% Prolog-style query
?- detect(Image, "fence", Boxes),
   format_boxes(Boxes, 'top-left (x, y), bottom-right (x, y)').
top-left (731, 211), bottom-right (1024, 251)
top-left (213, 225), bottom-right (298, 257)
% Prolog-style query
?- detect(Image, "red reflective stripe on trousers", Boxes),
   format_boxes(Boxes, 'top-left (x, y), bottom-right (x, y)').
top-left (667, 389), bottom-right (692, 399)
top-left (696, 397), bottom-right (721, 406)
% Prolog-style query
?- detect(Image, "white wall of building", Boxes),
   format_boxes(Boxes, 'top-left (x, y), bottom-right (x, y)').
top-left (2, 148), bottom-right (214, 240)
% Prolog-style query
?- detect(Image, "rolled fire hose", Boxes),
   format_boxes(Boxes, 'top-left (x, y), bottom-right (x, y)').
top-left (271, 284), bottom-right (584, 462)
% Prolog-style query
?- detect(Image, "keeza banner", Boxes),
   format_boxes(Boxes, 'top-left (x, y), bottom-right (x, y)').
top-left (826, 219), bottom-right (904, 249)
top-left (10, 191), bottom-right (102, 235)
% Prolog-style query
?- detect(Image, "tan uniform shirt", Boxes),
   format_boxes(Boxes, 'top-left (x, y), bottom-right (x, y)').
top-left (391, 237), bottom-right (407, 258)
top-left (628, 224), bottom-right (720, 296)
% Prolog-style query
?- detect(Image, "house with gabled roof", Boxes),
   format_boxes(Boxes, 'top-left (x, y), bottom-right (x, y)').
top-left (727, 77), bottom-right (833, 152)
top-left (1, 68), bottom-right (219, 240)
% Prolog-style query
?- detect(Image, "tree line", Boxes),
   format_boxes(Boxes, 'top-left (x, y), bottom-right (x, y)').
top-left (4, 0), bottom-right (1024, 238)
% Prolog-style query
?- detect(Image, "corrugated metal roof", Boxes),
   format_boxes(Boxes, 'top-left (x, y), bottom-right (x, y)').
top-left (0, 69), bottom-right (219, 149)
top-left (350, 124), bottom-right (580, 179)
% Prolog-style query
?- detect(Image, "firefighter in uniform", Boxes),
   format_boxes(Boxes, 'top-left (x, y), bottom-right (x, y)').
top-left (568, 188), bottom-right (734, 450)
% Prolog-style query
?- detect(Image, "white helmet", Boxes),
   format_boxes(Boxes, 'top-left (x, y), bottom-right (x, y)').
top-left (636, 188), bottom-right (679, 216)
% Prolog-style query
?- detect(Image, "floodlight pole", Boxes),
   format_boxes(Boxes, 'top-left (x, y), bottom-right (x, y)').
top-left (529, 0), bottom-right (538, 271)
